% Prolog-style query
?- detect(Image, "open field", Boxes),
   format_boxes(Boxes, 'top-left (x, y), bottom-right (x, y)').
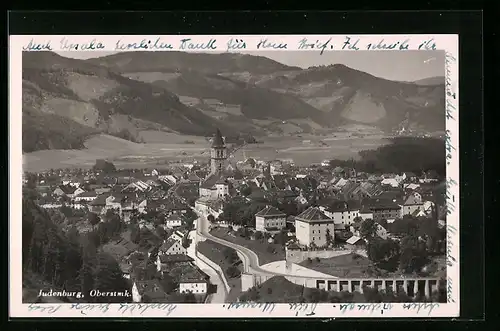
top-left (298, 253), bottom-right (381, 278)
top-left (210, 228), bottom-right (285, 265)
top-left (23, 132), bottom-right (391, 172)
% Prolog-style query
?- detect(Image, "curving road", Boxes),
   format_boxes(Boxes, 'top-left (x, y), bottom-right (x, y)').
top-left (195, 212), bottom-right (290, 277)
top-left (187, 198), bottom-right (340, 281)
top-left (186, 230), bottom-right (227, 303)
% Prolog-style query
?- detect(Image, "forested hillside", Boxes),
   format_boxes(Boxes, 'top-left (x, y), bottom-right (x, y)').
top-left (22, 195), bottom-right (132, 303)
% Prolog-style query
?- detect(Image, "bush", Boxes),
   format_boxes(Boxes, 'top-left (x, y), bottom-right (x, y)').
top-left (226, 265), bottom-right (241, 278)
top-left (315, 257), bottom-right (321, 262)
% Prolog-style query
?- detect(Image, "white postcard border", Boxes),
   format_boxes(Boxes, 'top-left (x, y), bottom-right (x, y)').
top-left (9, 34), bottom-right (459, 318)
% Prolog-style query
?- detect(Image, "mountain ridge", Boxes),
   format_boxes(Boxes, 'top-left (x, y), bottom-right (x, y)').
top-left (22, 52), bottom-right (239, 152)
top-left (22, 51), bottom-right (446, 153)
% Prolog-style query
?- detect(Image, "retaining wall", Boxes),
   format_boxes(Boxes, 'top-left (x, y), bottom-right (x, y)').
top-left (196, 251), bottom-right (231, 294)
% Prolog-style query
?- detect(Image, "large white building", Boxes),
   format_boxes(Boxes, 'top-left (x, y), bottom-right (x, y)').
top-left (320, 200), bottom-right (361, 230)
top-left (295, 207), bottom-right (335, 248)
top-left (255, 205), bottom-right (287, 233)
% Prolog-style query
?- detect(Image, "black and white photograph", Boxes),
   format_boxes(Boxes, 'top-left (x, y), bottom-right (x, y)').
top-left (21, 49), bottom-right (449, 306)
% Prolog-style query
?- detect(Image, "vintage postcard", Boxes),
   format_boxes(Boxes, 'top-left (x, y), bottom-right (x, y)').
top-left (9, 34), bottom-right (459, 318)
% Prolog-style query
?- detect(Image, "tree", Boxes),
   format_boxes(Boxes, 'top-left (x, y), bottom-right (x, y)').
top-left (93, 252), bottom-right (132, 303)
top-left (79, 241), bottom-right (97, 301)
top-left (243, 286), bottom-right (260, 301)
top-left (160, 274), bottom-right (178, 294)
top-left (399, 235), bottom-right (429, 274)
top-left (254, 231), bottom-right (264, 241)
top-left (207, 214), bottom-right (216, 223)
top-left (93, 159), bottom-right (116, 174)
top-left (367, 238), bottom-right (401, 271)
top-left (236, 227), bottom-right (251, 238)
top-left (66, 225), bottom-right (80, 244)
top-left (325, 228), bottom-right (333, 247)
top-left (181, 235), bottom-right (192, 249)
top-left (360, 219), bottom-right (377, 241)
top-left (130, 224), bottom-right (141, 244)
top-left (181, 209), bottom-right (197, 231)
top-left (340, 291), bottom-right (355, 302)
top-left (87, 212), bottom-right (100, 228)
top-left (223, 247), bottom-right (238, 264)
top-left (240, 185), bottom-right (252, 197)
top-left (156, 226), bottom-right (166, 239)
top-left (363, 286), bottom-right (382, 303)
top-left (226, 265), bottom-right (241, 278)
top-left (273, 230), bottom-right (288, 245)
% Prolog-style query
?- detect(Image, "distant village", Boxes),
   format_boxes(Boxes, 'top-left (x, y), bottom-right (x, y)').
top-left (23, 129), bottom-right (447, 303)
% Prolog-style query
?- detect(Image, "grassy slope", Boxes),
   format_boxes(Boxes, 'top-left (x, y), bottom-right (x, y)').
top-left (253, 64), bottom-right (445, 132)
top-left (22, 52), bottom-right (237, 153)
top-left (197, 239), bottom-right (243, 300)
top-left (23, 106), bottom-right (98, 153)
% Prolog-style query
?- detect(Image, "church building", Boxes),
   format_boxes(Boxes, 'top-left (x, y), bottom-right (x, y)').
top-left (198, 129), bottom-right (231, 200)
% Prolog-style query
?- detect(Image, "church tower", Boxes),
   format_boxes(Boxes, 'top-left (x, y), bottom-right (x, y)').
top-left (210, 128), bottom-right (227, 174)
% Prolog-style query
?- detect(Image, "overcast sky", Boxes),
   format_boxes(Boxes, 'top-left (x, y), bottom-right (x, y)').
top-left (57, 50), bottom-right (444, 82)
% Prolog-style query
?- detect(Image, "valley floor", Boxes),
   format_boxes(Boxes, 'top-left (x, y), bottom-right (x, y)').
top-left (22, 133), bottom-right (390, 172)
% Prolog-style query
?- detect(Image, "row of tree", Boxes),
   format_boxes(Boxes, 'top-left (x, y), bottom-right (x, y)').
top-left (328, 137), bottom-right (446, 178)
top-left (359, 216), bottom-right (446, 275)
top-left (23, 197), bottom-right (132, 303)
top-left (240, 283), bottom-right (446, 303)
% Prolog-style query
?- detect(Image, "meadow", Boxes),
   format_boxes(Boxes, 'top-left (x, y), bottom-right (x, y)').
top-left (22, 131), bottom-right (390, 172)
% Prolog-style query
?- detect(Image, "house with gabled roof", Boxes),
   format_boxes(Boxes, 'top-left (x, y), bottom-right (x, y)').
top-left (195, 197), bottom-right (224, 218)
top-left (294, 207), bottom-right (335, 248)
top-left (362, 198), bottom-right (401, 222)
top-left (199, 172), bottom-right (230, 199)
top-left (255, 205), bottom-right (287, 233)
top-left (89, 194), bottom-right (109, 214)
top-left (158, 238), bottom-right (187, 256)
top-left (320, 199), bottom-right (361, 229)
top-left (156, 254), bottom-right (194, 273)
top-left (399, 193), bottom-right (424, 217)
top-left (74, 190), bottom-right (98, 202)
top-left (132, 279), bottom-right (167, 303)
top-left (163, 212), bottom-right (183, 229)
top-left (37, 196), bottom-right (62, 209)
top-left (53, 185), bottom-right (85, 198)
top-left (172, 263), bottom-right (210, 295)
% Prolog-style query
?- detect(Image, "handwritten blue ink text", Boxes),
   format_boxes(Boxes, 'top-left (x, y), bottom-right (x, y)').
top-left (179, 38), bottom-right (217, 50)
top-left (297, 38), bottom-right (332, 55)
top-left (22, 39), bottom-right (53, 51)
